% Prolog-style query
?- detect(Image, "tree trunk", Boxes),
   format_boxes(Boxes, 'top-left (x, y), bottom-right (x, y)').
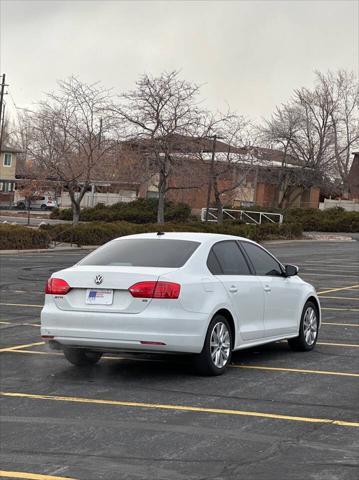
top-left (213, 181), bottom-right (223, 224)
top-left (72, 201), bottom-right (81, 225)
top-left (157, 173), bottom-right (166, 224)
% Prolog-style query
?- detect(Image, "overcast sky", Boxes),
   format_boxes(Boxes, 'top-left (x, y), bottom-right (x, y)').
top-left (1, 0), bottom-right (358, 123)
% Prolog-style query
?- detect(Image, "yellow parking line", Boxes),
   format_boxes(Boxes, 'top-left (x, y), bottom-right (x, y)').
top-left (0, 342), bottom-right (45, 353)
top-left (321, 307), bottom-right (359, 312)
top-left (317, 284), bottom-right (359, 295)
top-left (317, 341), bottom-right (359, 348)
top-left (0, 471), bottom-right (76, 480)
top-left (231, 365), bottom-right (359, 377)
top-left (319, 296), bottom-right (359, 301)
top-left (1, 391), bottom-right (358, 428)
top-left (322, 322), bottom-right (359, 327)
top-left (0, 303), bottom-right (42, 308)
top-left (0, 321), bottom-right (11, 325)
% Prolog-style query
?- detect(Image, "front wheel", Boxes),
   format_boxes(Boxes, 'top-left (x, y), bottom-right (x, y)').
top-left (195, 315), bottom-right (233, 376)
top-left (288, 301), bottom-right (319, 351)
top-left (63, 347), bottom-right (102, 366)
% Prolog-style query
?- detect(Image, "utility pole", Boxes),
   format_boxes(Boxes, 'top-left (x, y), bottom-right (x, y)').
top-left (98, 117), bottom-right (103, 148)
top-left (205, 134), bottom-right (218, 222)
top-left (0, 74), bottom-right (7, 126)
top-left (0, 74), bottom-right (8, 150)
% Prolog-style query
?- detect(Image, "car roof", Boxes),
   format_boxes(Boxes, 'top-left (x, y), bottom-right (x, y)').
top-left (115, 231), bottom-right (254, 244)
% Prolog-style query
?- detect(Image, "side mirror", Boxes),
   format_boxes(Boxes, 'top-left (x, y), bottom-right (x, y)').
top-left (284, 264), bottom-right (299, 277)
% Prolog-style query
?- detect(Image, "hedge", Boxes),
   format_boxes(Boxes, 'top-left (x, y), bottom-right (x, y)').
top-left (40, 221), bottom-right (303, 246)
top-left (0, 225), bottom-right (49, 250)
top-left (284, 207), bottom-right (359, 232)
top-left (50, 198), bottom-right (191, 223)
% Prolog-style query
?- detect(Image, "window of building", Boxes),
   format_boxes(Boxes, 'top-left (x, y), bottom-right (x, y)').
top-left (3, 153), bottom-right (12, 167)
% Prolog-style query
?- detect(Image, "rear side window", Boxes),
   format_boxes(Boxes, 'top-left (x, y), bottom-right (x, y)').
top-left (241, 242), bottom-right (283, 276)
top-left (79, 239), bottom-right (200, 268)
top-left (208, 241), bottom-right (251, 275)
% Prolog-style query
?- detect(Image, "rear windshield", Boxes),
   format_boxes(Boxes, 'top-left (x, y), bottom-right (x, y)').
top-left (79, 238), bottom-right (200, 268)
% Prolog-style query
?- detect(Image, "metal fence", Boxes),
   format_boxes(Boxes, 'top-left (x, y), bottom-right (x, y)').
top-left (200, 208), bottom-right (283, 225)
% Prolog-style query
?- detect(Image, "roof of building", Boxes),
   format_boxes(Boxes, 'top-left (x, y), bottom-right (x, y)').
top-left (1, 144), bottom-right (22, 154)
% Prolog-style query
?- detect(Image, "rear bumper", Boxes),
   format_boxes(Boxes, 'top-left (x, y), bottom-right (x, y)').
top-left (41, 297), bottom-right (208, 354)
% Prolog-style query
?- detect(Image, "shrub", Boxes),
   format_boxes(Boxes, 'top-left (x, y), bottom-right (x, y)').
top-left (51, 199), bottom-right (191, 223)
top-left (285, 207), bottom-right (359, 232)
top-left (0, 225), bottom-right (49, 250)
top-left (41, 221), bottom-right (303, 246)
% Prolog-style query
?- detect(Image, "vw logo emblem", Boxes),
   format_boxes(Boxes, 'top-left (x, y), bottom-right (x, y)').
top-left (94, 274), bottom-right (103, 285)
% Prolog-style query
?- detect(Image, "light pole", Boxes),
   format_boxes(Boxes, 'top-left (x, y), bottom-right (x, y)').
top-left (205, 134), bottom-right (223, 222)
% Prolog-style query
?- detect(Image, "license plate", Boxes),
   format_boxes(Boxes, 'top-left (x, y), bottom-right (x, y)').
top-left (86, 289), bottom-right (113, 305)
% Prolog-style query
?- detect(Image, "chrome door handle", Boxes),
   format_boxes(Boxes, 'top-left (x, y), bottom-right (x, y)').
top-left (264, 285), bottom-right (271, 292)
top-left (229, 286), bottom-right (238, 293)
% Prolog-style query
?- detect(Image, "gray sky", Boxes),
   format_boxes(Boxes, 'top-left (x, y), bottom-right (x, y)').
top-left (1, 0), bottom-right (358, 123)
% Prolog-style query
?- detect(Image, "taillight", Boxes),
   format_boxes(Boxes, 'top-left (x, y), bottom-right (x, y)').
top-left (45, 278), bottom-right (71, 295)
top-left (129, 281), bottom-right (180, 299)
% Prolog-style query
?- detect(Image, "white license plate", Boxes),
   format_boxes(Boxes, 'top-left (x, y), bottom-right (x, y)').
top-left (86, 289), bottom-right (113, 305)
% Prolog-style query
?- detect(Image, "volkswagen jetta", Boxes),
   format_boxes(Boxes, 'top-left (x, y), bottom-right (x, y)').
top-left (41, 232), bottom-right (320, 375)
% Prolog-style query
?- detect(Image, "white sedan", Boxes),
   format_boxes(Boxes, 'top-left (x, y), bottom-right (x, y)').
top-left (41, 232), bottom-right (321, 375)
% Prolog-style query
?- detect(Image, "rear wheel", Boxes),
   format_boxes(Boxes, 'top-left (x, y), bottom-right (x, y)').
top-left (40, 204), bottom-right (47, 210)
top-left (63, 347), bottom-right (102, 366)
top-left (195, 315), bottom-right (233, 376)
top-left (288, 301), bottom-right (319, 351)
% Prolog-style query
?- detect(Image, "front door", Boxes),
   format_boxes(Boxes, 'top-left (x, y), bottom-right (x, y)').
top-left (240, 241), bottom-right (299, 338)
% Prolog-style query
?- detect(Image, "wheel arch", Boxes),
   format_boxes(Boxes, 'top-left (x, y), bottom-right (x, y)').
top-left (213, 308), bottom-right (236, 348)
top-left (306, 295), bottom-right (321, 326)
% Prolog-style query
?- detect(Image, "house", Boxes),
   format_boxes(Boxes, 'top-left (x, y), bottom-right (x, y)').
top-left (0, 145), bottom-right (21, 206)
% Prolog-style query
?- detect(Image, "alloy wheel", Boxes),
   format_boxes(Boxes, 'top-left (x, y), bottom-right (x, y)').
top-left (210, 322), bottom-right (231, 368)
top-left (303, 306), bottom-right (318, 346)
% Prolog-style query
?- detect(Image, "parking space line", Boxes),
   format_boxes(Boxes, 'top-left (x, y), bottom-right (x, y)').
top-left (0, 470), bottom-right (76, 480)
top-left (322, 307), bottom-right (359, 312)
top-left (0, 321), bottom-right (11, 325)
top-left (0, 303), bottom-right (42, 308)
top-left (1, 391), bottom-right (358, 427)
top-left (317, 284), bottom-right (359, 295)
top-left (322, 322), bottom-right (359, 327)
top-left (0, 342), bottom-right (45, 353)
top-left (319, 296), bottom-right (359, 301)
top-left (317, 341), bottom-right (359, 348)
top-left (301, 273), bottom-right (358, 277)
top-left (231, 365), bottom-right (359, 377)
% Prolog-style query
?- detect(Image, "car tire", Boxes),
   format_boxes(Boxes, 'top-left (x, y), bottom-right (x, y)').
top-left (40, 204), bottom-right (47, 210)
top-left (63, 347), bottom-right (102, 366)
top-left (288, 301), bottom-right (319, 352)
top-left (17, 202), bottom-right (25, 209)
top-left (195, 315), bottom-right (233, 376)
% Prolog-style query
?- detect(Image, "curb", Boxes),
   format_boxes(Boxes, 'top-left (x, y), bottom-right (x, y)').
top-left (0, 246), bottom-right (95, 255)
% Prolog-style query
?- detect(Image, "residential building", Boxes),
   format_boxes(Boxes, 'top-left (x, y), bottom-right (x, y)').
top-left (0, 145), bottom-right (21, 206)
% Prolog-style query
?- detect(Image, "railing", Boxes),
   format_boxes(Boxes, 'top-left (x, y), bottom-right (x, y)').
top-left (200, 208), bottom-right (283, 225)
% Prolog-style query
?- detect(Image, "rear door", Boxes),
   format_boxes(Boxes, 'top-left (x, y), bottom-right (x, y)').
top-left (208, 241), bottom-right (265, 342)
top-left (240, 241), bottom-right (300, 337)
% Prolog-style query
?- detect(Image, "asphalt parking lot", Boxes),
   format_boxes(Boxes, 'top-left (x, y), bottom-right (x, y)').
top-left (0, 241), bottom-right (358, 480)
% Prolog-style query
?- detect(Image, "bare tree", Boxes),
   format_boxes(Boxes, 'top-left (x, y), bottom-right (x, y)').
top-left (112, 71), bottom-right (203, 223)
top-left (316, 70), bottom-right (359, 196)
top-left (29, 77), bottom-right (119, 224)
top-left (196, 114), bottom-right (258, 223)
top-left (261, 69), bottom-right (359, 205)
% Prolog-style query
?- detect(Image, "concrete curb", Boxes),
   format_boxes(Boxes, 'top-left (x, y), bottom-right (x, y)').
top-left (0, 246), bottom-right (96, 255)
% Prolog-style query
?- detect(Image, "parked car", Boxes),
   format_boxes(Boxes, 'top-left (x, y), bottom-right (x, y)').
top-left (41, 232), bottom-right (321, 375)
top-left (17, 195), bottom-right (58, 210)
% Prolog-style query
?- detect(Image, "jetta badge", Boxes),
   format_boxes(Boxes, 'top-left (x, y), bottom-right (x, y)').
top-left (94, 274), bottom-right (103, 285)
